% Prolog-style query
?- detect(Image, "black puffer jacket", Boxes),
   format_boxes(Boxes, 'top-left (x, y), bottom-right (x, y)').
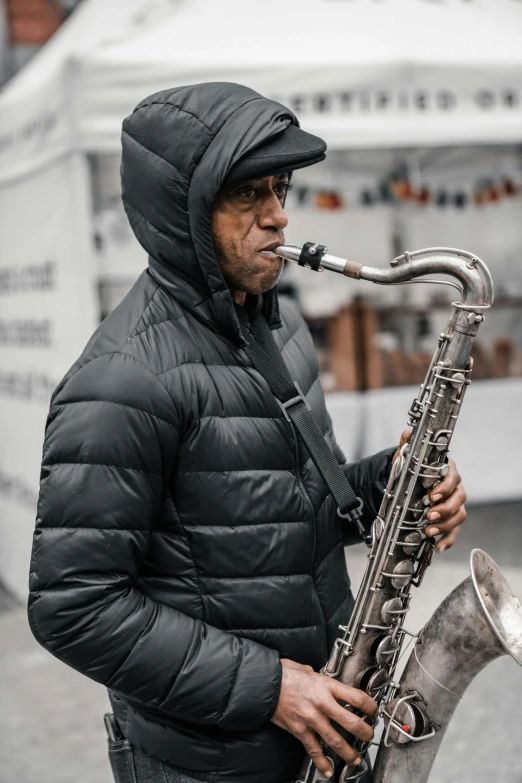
top-left (28, 83), bottom-right (394, 783)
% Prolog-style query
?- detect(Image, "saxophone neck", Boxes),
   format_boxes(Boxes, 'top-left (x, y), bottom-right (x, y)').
top-left (275, 244), bottom-right (494, 309)
top-left (363, 247), bottom-right (494, 309)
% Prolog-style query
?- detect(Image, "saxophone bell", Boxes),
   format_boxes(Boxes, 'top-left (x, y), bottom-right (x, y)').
top-left (373, 549), bottom-right (522, 781)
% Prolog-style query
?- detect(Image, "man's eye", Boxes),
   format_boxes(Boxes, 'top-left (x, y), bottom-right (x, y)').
top-left (236, 187), bottom-right (257, 199)
top-left (276, 183), bottom-right (292, 196)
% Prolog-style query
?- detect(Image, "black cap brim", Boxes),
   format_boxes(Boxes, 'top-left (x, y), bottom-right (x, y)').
top-left (226, 124), bottom-right (326, 185)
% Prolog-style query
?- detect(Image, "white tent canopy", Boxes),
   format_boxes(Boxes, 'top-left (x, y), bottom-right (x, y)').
top-left (0, 0), bottom-right (182, 182)
top-left (76, 0), bottom-right (522, 150)
top-left (2, 0), bottom-right (522, 175)
top-left (1, 0), bottom-right (181, 98)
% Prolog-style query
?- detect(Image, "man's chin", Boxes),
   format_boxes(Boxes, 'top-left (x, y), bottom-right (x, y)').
top-left (255, 260), bottom-right (284, 291)
top-left (232, 257), bottom-right (284, 297)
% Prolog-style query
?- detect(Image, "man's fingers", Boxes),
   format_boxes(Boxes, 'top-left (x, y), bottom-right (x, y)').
top-left (427, 487), bottom-right (467, 528)
top-left (299, 729), bottom-right (335, 779)
top-left (313, 717), bottom-right (362, 767)
top-left (429, 459), bottom-right (461, 502)
top-left (435, 526), bottom-right (460, 552)
top-left (426, 506), bottom-right (467, 537)
top-left (399, 427), bottom-right (413, 448)
top-left (393, 428), bottom-right (413, 463)
top-left (327, 702), bottom-right (374, 744)
top-left (330, 682), bottom-right (378, 718)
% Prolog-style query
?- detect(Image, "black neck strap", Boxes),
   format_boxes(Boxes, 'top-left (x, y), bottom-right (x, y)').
top-left (241, 314), bottom-right (365, 534)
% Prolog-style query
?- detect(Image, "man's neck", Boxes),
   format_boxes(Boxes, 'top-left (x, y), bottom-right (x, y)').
top-left (231, 289), bottom-right (247, 307)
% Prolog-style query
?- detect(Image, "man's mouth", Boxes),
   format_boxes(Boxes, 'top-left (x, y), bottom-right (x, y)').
top-left (259, 241), bottom-right (284, 257)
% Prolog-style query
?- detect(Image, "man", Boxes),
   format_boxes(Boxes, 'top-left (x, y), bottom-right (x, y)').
top-left (28, 83), bottom-right (466, 783)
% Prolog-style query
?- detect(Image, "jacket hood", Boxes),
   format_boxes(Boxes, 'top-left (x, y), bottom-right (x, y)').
top-left (121, 82), bottom-right (299, 344)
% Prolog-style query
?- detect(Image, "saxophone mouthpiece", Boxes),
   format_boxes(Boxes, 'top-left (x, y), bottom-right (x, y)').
top-left (275, 243), bottom-right (327, 271)
top-left (275, 242), bottom-right (363, 279)
top-left (274, 244), bottom-right (302, 264)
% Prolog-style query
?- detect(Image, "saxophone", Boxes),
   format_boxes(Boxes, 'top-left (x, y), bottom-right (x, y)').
top-left (274, 244), bottom-right (522, 783)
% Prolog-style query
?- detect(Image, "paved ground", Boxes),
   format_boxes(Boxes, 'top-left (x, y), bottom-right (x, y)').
top-left (0, 501), bottom-right (521, 783)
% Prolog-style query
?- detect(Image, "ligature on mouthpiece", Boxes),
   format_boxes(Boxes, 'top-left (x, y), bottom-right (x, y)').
top-left (275, 243), bottom-right (363, 279)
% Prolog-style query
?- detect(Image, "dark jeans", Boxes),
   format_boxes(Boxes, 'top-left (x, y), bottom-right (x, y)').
top-left (107, 736), bottom-right (211, 783)
top-left (108, 741), bottom-right (371, 783)
top-left (106, 713), bottom-right (371, 783)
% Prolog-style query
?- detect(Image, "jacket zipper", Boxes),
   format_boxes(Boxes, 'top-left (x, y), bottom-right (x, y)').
top-left (289, 421), bottom-right (328, 662)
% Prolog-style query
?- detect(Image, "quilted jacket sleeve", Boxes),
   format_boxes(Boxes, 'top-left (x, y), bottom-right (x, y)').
top-left (27, 351), bottom-right (282, 732)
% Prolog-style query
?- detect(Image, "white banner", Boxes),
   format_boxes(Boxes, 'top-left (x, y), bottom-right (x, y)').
top-left (269, 64), bottom-right (522, 149)
top-left (0, 71), bottom-right (72, 184)
top-left (0, 153), bottom-right (98, 600)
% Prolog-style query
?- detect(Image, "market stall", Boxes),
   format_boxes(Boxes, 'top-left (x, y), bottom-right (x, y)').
top-left (1, 0), bottom-right (522, 599)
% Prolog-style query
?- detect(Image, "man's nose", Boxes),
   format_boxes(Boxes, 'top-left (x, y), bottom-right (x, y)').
top-left (258, 194), bottom-right (288, 231)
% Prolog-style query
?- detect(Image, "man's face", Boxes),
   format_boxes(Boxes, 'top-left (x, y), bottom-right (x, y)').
top-left (211, 174), bottom-right (290, 298)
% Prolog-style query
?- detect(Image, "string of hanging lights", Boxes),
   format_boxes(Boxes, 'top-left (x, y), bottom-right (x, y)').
top-left (290, 175), bottom-right (520, 211)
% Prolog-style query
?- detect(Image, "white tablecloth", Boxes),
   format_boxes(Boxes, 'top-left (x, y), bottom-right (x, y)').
top-left (327, 378), bottom-right (522, 504)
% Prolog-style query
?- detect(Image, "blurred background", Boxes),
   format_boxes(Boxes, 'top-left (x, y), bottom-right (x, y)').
top-left (0, 1), bottom-right (521, 781)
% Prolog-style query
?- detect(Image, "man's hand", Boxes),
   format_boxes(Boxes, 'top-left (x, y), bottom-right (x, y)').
top-left (425, 456), bottom-right (466, 552)
top-left (393, 428), bottom-right (467, 553)
top-left (271, 659), bottom-right (377, 779)
top-left (392, 427), bottom-right (413, 465)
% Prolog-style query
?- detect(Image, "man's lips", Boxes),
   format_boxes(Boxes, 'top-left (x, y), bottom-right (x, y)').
top-left (258, 249), bottom-right (282, 263)
top-left (258, 241), bottom-right (283, 257)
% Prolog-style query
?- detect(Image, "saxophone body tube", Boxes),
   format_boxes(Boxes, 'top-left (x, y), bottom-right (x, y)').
top-left (273, 241), bottom-right (519, 783)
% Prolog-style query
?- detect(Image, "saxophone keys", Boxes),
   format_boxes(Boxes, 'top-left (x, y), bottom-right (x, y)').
top-left (400, 531), bottom-right (424, 557)
top-left (390, 559), bottom-right (415, 589)
top-left (379, 559), bottom-right (415, 588)
top-left (357, 665), bottom-right (390, 696)
top-left (450, 371), bottom-right (466, 388)
top-left (421, 462), bottom-right (448, 487)
top-left (383, 698), bottom-right (429, 745)
top-left (366, 667), bottom-right (390, 696)
top-left (468, 311), bottom-right (484, 324)
top-left (371, 516), bottom-right (385, 543)
top-left (368, 634), bottom-right (401, 665)
top-left (339, 757), bottom-right (370, 782)
top-left (381, 597), bottom-right (407, 624)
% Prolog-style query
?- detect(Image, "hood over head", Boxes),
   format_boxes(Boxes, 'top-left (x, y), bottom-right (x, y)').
top-left (121, 82), bottom-right (305, 345)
